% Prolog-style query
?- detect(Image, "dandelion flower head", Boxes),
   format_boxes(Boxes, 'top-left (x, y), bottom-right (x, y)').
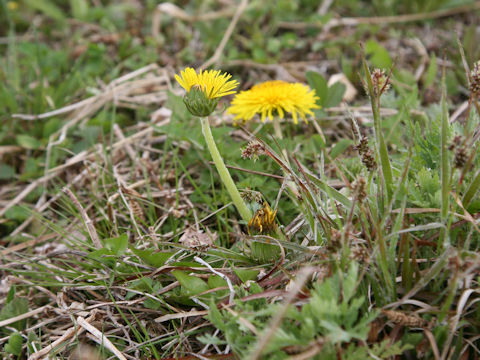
top-left (227, 80), bottom-right (320, 124)
top-left (175, 67), bottom-right (238, 99)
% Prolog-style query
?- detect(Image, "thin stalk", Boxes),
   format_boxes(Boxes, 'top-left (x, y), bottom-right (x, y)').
top-left (200, 116), bottom-right (252, 222)
top-left (273, 118), bottom-right (283, 140)
top-left (362, 60), bottom-right (393, 203)
top-left (377, 223), bottom-right (393, 294)
top-left (273, 118), bottom-right (299, 197)
top-left (463, 168), bottom-right (480, 208)
top-left (440, 63), bottom-right (450, 248)
top-left (273, 118), bottom-right (290, 163)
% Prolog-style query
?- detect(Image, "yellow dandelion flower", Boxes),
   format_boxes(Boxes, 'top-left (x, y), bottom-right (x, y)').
top-left (175, 67), bottom-right (238, 99)
top-left (7, 1), bottom-right (19, 11)
top-left (227, 80), bottom-right (320, 124)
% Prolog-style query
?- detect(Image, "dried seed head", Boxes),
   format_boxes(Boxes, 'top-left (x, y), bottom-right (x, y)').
top-left (363, 150), bottom-right (377, 171)
top-left (352, 176), bottom-right (367, 203)
top-left (448, 135), bottom-right (462, 150)
top-left (470, 61), bottom-right (480, 96)
top-left (350, 245), bottom-right (369, 263)
top-left (240, 188), bottom-right (263, 204)
top-left (179, 228), bottom-right (216, 252)
top-left (354, 136), bottom-right (369, 154)
top-left (449, 135), bottom-right (469, 169)
top-left (368, 319), bottom-right (383, 343)
top-left (121, 186), bottom-right (146, 222)
top-left (381, 309), bottom-right (428, 328)
top-left (355, 137), bottom-right (377, 171)
top-left (454, 146), bottom-right (468, 169)
top-left (371, 68), bottom-right (390, 97)
top-left (329, 228), bottom-right (343, 250)
top-left (241, 140), bottom-right (265, 161)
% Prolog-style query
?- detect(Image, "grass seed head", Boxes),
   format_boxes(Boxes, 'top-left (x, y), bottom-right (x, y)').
top-left (241, 140), bottom-right (266, 161)
top-left (355, 137), bottom-right (377, 171)
top-left (371, 68), bottom-right (390, 97)
top-left (352, 176), bottom-right (367, 203)
top-left (470, 61), bottom-right (480, 96)
top-left (240, 188), bottom-right (263, 204)
top-left (449, 135), bottom-right (469, 169)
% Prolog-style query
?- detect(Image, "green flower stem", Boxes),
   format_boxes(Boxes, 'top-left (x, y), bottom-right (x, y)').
top-left (273, 118), bottom-right (289, 162)
top-left (362, 60), bottom-right (393, 203)
top-left (200, 116), bottom-right (252, 222)
top-left (273, 118), bottom-right (284, 140)
top-left (273, 118), bottom-right (300, 199)
top-left (439, 64), bottom-right (450, 249)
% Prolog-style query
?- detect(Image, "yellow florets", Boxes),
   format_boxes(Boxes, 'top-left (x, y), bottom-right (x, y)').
top-left (248, 202), bottom-right (278, 235)
top-left (175, 67), bottom-right (239, 117)
top-left (175, 67), bottom-right (238, 99)
top-left (227, 80), bottom-right (320, 124)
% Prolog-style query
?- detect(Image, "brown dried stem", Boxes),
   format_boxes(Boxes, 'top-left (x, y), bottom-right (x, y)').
top-left (62, 187), bottom-right (102, 249)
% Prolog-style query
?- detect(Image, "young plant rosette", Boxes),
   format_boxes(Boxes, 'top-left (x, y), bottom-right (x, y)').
top-left (175, 67), bottom-right (252, 222)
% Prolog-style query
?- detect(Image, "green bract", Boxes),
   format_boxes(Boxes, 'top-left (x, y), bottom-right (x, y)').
top-left (183, 86), bottom-right (219, 117)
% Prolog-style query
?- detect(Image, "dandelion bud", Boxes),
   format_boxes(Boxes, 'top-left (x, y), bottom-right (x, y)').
top-left (175, 67), bottom-right (238, 117)
top-left (183, 86), bottom-right (219, 117)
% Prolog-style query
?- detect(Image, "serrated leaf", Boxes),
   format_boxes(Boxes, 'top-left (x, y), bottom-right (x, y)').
top-left (4, 332), bottom-right (23, 356)
top-left (23, 0), bottom-right (66, 22)
top-left (144, 297), bottom-right (162, 310)
top-left (306, 71), bottom-right (327, 108)
top-left (172, 270), bottom-right (209, 296)
top-left (207, 299), bottom-right (226, 331)
top-left (342, 263), bottom-right (358, 303)
top-left (16, 135), bottom-right (41, 150)
top-left (6, 285), bottom-right (15, 304)
top-left (70, 0), bottom-right (89, 20)
top-left (87, 248), bottom-right (115, 267)
top-left (104, 233), bottom-right (128, 256)
top-left (424, 54), bottom-right (437, 88)
top-left (0, 163), bottom-right (15, 180)
top-left (198, 333), bottom-right (226, 346)
top-left (325, 82), bottom-right (346, 108)
top-left (365, 40), bottom-right (392, 69)
top-left (0, 297), bottom-right (29, 331)
top-left (131, 248), bottom-right (174, 267)
top-left (234, 268), bottom-right (259, 282)
top-left (27, 332), bottom-right (39, 354)
top-left (4, 206), bottom-right (30, 222)
top-left (329, 138), bottom-right (353, 159)
top-left (208, 275), bottom-right (227, 289)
